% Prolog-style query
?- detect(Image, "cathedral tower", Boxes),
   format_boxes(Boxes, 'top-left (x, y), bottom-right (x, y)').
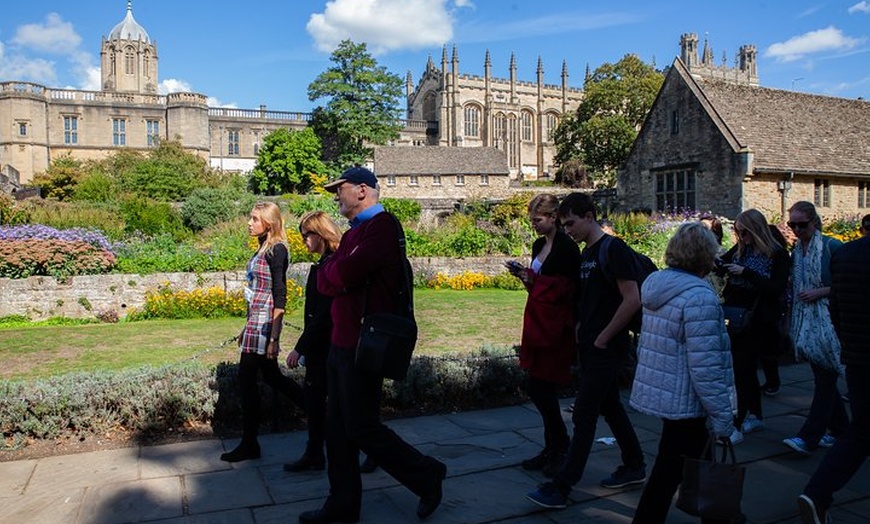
top-left (100, 1), bottom-right (158, 93)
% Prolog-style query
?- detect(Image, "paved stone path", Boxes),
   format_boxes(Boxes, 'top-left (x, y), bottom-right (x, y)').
top-left (1, 362), bottom-right (868, 523)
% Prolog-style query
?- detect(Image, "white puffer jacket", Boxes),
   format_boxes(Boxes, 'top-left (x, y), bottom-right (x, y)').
top-left (630, 268), bottom-right (735, 437)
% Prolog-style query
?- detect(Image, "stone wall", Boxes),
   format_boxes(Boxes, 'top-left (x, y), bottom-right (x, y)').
top-left (0, 257), bottom-right (516, 320)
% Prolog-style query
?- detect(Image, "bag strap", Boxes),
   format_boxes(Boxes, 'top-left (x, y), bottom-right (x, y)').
top-left (361, 212), bottom-right (413, 318)
top-left (704, 432), bottom-right (739, 465)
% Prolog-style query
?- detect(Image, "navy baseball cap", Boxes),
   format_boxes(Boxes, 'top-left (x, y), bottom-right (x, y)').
top-left (324, 166), bottom-right (379, 192)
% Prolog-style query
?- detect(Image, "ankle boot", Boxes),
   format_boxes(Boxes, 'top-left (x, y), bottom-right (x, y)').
top-left (220, 439), bottom-right (261, 462)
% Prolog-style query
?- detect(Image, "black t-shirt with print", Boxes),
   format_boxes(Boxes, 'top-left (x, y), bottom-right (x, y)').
top-left (576, 234), bottom-right (635, 350)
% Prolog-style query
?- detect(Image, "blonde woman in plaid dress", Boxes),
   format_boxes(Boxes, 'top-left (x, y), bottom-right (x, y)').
top-left (221, 202), bottom-right (304, 462)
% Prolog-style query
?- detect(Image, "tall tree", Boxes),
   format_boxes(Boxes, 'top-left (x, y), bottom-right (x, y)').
top-left (307, 40), bottom-right (404, 168)
top-left (249, 127), bottom-right (327, 195)
top-left (554, 54), bottom-right (663, 186)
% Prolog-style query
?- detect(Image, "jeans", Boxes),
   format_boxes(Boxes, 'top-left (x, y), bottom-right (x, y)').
top-left (322, 346), bottom-right (440, 514)
top-left (554, 344), bottom-right (645, 489)
top-left (797, 362), bottom-right (850, 448)
top-left (526, 376), bottom-right (569, 452)
top-left (238, 351), bottom-right (304, 440)
top-left (804, 365), bottom-right (870, 510)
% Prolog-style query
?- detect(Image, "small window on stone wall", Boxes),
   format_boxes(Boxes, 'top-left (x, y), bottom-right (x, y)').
top-left (387, 175), bottom-right (396, 186)
top-left (655, 169), bottom-right (696, 211)
top-left (858, 181), bottom-right (868, 208)
top-left (409, 175), bottom-right (419, 186)
top-left (814, 179), bottom-right (830, 208)
top-left (432, 175), bottom-right (441, 186)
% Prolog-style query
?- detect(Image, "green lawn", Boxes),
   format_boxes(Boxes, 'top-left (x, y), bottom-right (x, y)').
top-left (0, 288), bottom-right (526, 381)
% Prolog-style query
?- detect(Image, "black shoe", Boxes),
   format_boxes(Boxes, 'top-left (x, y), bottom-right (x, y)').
top-left (761, 382), bottom-right (781, 396)
top-left (220, 440), bottom-right (261, 462)
top-left (298, 508), bottom-right (359, 524)
top-left (284, 454), bottom-right (326, 472)
top-left (521, 448), bottom-right (551, 470)
top-left (417, 460), bottom-right (447, 520)
top-left (360, 455), bottom-right (378, 474)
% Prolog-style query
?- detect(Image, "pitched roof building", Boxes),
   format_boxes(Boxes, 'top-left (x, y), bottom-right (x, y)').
top-left (618, 57), bottom-right (870, 219)
top-left (374, 146), bottom-right (510, 199)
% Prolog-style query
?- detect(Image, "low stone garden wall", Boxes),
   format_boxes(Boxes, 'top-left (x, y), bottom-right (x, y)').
top-left (0, 256), bottom-right (514, 320)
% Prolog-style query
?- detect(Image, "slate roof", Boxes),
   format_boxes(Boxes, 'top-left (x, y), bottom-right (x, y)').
top-left (374, 146), bottom-right (510, 176)
top-left (678, 59), bottom-right (870, 176)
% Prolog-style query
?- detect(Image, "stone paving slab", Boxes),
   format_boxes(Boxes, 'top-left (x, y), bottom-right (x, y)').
top-left (185, 468), bottom-right (272, 515)
top-left (0, 490), bottom-right (84, 524)
top-left (158, 508), bottom-right (255, 524)
top-left (79, 476), bottom-right (183, 524)
top-left (139, 439), bottom-right (229, 479)
top-left (26, 446), bottom-right (140, 494)
top-left (0, 458), bottom-right (36, 496)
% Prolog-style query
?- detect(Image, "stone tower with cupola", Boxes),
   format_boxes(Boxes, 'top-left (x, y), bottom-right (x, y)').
top-left (100, 1), bottom-right (158, 93)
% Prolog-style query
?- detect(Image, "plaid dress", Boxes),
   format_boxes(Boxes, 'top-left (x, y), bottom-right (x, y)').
top-left (239, 251), bottom-right (274, 355)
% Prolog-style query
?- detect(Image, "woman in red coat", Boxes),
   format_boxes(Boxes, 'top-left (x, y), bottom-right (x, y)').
top-left (508, 194), bottom-right (582, 477)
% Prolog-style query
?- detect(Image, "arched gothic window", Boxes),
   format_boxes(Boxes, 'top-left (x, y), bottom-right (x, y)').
top-left (143, 51), bottom-right (150, 78)
top-left (521, 110), bottom-right (534, 142)
top-left (464, 105), bottom-right (480, 137)
top-left (125, 47), bottom-right (135, 75)
top-left (545, 113), bottom-right (559, 142)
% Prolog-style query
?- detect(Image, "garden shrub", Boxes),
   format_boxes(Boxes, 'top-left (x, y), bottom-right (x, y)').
top-left (824, 214), bottom-right (862, 243)
top-left (127, 284), bottom-right (247, 320)
top-left (29, 200), bottom-right (126, 241)
top-left (0, 193), bottom-right (32, 225)
top-left (0, 350), bottom-right (528, 444)
top-left (0, 363), bottom-right (218, 442)
top-left (490, 192), bottom-right (534, 227)
top-left (31, 154), bottom-right (87, 201)
top-left (182, 187), bottom-right (254, 231)
top-left (281, 193), bottom-right (336, 218)
top-left (0, 239), bottom-right (116, 279)
top-left (120, 196), bottom-right (188, 239)
top-left (382, 198), bottom-right (422, 223)
top-left (72, 170), bottom-right (121, 203)
top-left (424, 271), bottom-right (527, 291)
top-left (115, 233), bottom-right (248, 274)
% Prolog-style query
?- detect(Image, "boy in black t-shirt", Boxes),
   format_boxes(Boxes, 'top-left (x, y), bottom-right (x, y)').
top-left (527, 192), bottom-right (647, 510)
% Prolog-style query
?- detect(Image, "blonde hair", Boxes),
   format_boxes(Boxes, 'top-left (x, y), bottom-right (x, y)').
top-left (299, 210), bottom-right (342, 253)
top-left (252, 201), bottom-right (288, 255)
top-left (665, 222), bottom-right (719, 275)
top-left (734, 208), bottom-right (779, 258)
top-left (528, 193), bottom-right (559, 218)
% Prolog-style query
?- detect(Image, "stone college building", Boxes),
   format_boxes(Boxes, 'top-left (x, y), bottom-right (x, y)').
top-left (0, 2), bottom-right (582, 197)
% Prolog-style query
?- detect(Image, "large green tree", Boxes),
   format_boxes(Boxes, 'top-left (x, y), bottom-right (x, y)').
top-left (248, 127), bottom-right (327, 194)
top-left (307, 40), bottom-right (404, 169)
top-left (554, 54), bottom-right (663, 186)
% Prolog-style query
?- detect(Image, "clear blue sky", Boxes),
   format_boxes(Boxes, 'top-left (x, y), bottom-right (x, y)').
top-left (1, 0), bottom-right (867, 112)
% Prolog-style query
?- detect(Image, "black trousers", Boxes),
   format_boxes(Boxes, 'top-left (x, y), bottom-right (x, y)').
top-left (633, 417), bottom-right (730, 524)
top-left (302, 351), bottom-right (328, 456)
top-left (526, 375), bottom-right (570, 451)
top-left (322, 345), bottom-right (439, 514)
top-left (238, 351), bottom-right (304, 440)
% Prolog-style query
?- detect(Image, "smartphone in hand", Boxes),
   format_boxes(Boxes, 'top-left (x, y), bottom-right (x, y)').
top-left (505, 260), bottom-right (525, 275)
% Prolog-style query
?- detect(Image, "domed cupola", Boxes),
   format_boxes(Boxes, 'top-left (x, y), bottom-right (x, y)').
top-left (109, 1), bottom-right (150, 43)
top-left (100, 1), bottom-right (158, 94)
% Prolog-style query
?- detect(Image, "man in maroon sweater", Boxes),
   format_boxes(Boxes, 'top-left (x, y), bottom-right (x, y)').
top-left (298, 167), bottom-right (446, 524)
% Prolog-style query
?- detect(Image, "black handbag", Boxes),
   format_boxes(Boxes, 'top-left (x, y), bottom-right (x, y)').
top-left (722, 305), bottom-right (754, 335)
top-left (355, 214), bottom-right (417, 380)
top-left (676, 434), bottom-right (746, 520)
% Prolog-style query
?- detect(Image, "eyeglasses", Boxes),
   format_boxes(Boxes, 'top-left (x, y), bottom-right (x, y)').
top-left (787, 221), bottom-right (811, 230)
top-left (300, 231), bottom-right (318, 240)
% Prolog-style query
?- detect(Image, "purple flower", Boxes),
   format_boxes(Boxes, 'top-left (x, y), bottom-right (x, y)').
top-left (0, 224), bottom-right (115, 253)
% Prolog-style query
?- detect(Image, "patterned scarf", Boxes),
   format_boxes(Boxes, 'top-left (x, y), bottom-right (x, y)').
top-left (790, 231), bottom-right (843, 373)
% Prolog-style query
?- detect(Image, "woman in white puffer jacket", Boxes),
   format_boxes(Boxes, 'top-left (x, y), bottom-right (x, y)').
top-left (630, 222), bottom-right (737, 524)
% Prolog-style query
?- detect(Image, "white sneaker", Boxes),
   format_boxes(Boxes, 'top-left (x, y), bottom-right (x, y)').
top-left (741, 414), bottom-right (765, 433)
top-left (717, 429), bottom-right (744, 445)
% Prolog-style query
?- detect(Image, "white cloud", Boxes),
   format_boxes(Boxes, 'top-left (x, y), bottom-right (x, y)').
top-left (848, 1), bottom-right (870, 14)
top-left (307, 0), bottom-right (461, 54)
top-left (206, 97), bottom-right (238, 108)
top-left (159, 78), bottom-right (193, 94)
top-left (764, 26), bottom-right (862, 62)
top-left (453, 0), bottom-right (474, 7)
top-left (0, 42), bottom-right (57, 85)
top-left (10, 13), bottom-right (81, 54)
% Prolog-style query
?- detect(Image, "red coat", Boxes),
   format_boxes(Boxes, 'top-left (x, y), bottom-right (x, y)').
top-left (520, 271), bottom-right (577, 384)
